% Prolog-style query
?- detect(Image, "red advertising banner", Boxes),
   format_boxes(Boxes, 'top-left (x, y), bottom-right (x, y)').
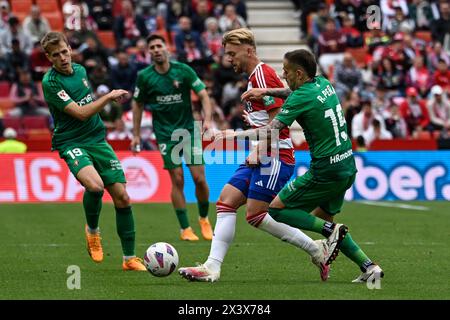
top-left (0, 152), bottom-right (172, 203)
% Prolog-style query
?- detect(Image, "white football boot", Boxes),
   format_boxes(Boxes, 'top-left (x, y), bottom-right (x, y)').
top-left (325, 223), bottom-right (348, 265)
top-left (178, 264), bottom-right (220, 282)
top-left (352, 264), bottom-right (384, 283)
top-left (311, 239), bottom-right (330, 281)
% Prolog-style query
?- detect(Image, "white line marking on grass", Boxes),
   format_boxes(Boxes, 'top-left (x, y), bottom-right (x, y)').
top-left (357, 201), bottom-right (430, 211)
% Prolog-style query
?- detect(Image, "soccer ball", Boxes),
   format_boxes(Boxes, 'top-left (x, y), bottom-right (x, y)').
top-left (143, 242), bottom-right (179, 277)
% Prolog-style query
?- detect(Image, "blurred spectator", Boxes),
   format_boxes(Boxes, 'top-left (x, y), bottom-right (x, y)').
top-left (165, 0), bottom-right (189, 31)
top-left (191, 0), bottom-right (211, 34)
top-left (122, 109), bottom-right (157, 150)
top-left (363, 118), bottom-right (393, 146)
top-left (311, 3), bottom-right (331, 41)
top-left (0, 16), bottom-right (33, 55)
top-left (88, 63), bottom-right (111, 90)
top-left (229, 0), bottom-right (248, 23)
top-left (5, 39), bottom-right (30, 82)
top-left (409, 0), bottom-right (433, 30)
top-left (29, 41), bottom-right (52, 81)
top-left (88, 0), bottom-right (113, 30)
top-left (427, 85), bottom-right (450, 135)
top-left (381, 33), bottom-right (412, 72)
top-left (405, 55), bottom-right (432, 97)
top-left (72, 17), bottom-right (103, 51)
top-left (141, 2), bottom-right (159, 35)
top-left (22, 5), bottom-right (51, 44)
top-left (202, 17), bottom-right (222, 60)
top-left (0, 0), bottom-right (10, 29)
top-left (373, 57), bottom-right (404, 96)
top-left (364, 21), bottom-right (391, 55)
top-left (0, 49), bottom-right (9, 81)
top-left (431, 1), bottom-right (450, 45)
top-left (218, 3), bottom-right (247, 33)
top-left (385, 6), bottom-right (415, 35)
top-left (433, 59), bottom-right (450, 92)
top-left (113, 0), bottom-right (149, 49)
top-left (352, 101), bottom-right (386, 139)
top-left (213, 54), bottom-right (240, 107)
top-left (384, 102), bottom-right (408, 138)
top-left (81, 36), bottom-right (110, 71)
top-left (97, 84), bottom-right (122, 129)
top-left (428, 42), bottom-right (450, 73)
top-left (132, 38), bottom-right (152, 70)
top-left (63, 0), bottom-right (92, 31)
top-left (344, 91), bottom-right (363, 138)
top-left (110, 50), bottom-right (137, 111)
top-left (299, 0), bottom-right (321, 39)
top-left (174, 16), bottom-right (204, 59)
top-left (107, 119), bottom-right (133, 140)
top-left (355, 0), bottom-right (378, 32)
top-left (334, 53), bottom-right (364, 101)
top-left (0, 128), bottom-right (27, 154)
top-left (380, 0), bottom-right (409, 31)
top-left (355, 135), bottom-right (367, 152)
top-left (318, 18), bottom-right (347, 75)
top-left (334, 0), bottom-right (357, 27)
top-left (399, 86), bottom-right (430, 137)
top-left (8, 69), bottom-right (50, 118)
top-left (228, 99), bottom-right (246, 130)
top-left (178, 34), bottom-right (213, 75)
top-left (340, 14), bottom-right (363, 48)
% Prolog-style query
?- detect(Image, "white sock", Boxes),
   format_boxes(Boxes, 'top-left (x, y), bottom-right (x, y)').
top-left (258, 213), bottom-right (319, 256)
top-left (204, 209), bottom-right (236, 273)
top-left (123, 255), bottom-right (135, 261)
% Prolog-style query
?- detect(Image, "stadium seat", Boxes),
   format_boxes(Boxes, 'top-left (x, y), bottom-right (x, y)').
top-left (36, 0), bottom-right (60, 13)
top-left (0, 81), bottom-right (10, 97)
top-left (415, 31), bottom-right (432, 43)
top-left (22, 115), bottom-right (49, 130)
top-left (345, 47), bottom-right (368, 68)
top-left (97, 30), bottom-right (116, 49)
top-left (43, 12), bottom-right (64, 31)
top-left (11, 0), bottom-right (33, 14)
top-left (417, 131), bottom-right (432, 140)
top-left (2, 116), bottom-right (22, 132)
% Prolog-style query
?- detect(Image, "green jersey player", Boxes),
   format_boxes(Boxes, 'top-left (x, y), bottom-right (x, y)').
top-left (131, 34), bottom-right (213, 241)
top-left (41, 32), bottom-right (146, 271)
top-left (236, 49), bottom-right (383, 283)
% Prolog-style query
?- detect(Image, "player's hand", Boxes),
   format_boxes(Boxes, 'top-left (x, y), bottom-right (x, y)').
top-left (241, 88), bottom-right (267, 102)
top-left (242, 110), bottom-right (256, 127)
top-left (108, 89), bottom-right (129, 102)
top-left (131, 136), bottom-right (141, 154)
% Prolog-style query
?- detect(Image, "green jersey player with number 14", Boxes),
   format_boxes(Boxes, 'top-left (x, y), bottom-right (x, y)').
top-left (231, 49), bottom-right (383, 283)
top-left (41, 32), bottom-right (146, 271)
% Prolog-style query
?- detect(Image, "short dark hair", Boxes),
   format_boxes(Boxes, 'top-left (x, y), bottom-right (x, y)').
top-left (284, 49), bottom-right (317, 78)
top-left (146, 34), bottom-right (166, 45)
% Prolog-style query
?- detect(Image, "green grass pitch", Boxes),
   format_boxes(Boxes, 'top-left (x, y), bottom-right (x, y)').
top-left (1, 201), bottom-right (449, 300)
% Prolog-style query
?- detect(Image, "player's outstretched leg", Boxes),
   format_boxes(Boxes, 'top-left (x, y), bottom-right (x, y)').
top-left (179, 201), bottom-right (237, 282)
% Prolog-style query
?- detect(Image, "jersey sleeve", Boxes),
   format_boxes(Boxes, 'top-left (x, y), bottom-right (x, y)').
top-left (42, 77), bottom-right (74, 111)
top-left (182, 64), bottom-right (206, 93)
top-left (133, 72), bottom-right (147, 103)
top-left (274, 93), bottom-right (303, 127)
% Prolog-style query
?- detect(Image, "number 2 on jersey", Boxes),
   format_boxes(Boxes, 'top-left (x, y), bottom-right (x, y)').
top-left (324, 104), bottom-right (348, 146)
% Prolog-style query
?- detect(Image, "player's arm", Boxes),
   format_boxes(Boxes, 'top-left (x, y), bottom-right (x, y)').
top-left (196, 88), bottom-right (213, 130)
top-left (64, 90), bottom-right (128, 121)
top-left (241, 87), bottom-right (292, 102)
top-left (131, 100), bottom-right (144, 152)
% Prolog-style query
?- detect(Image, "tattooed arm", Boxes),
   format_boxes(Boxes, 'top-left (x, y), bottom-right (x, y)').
top-left (222, 118), bottom-right (288, 141)
top-left (241, 87), bottom-right (292, 102)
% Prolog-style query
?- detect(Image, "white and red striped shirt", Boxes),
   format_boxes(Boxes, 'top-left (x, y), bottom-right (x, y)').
top-left (245, 63), bottom-right (295, 164)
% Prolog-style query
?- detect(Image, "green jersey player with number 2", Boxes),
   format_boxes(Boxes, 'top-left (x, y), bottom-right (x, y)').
top-left (41, 32), bottom-right (146, 271)
top-left (228, 49), bottom-right (384, 283)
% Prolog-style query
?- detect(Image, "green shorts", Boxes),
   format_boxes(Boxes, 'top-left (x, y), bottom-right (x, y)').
top-left (158, 133), bottom-right (204, 170)
top-left (278, 171), bottom-right (356, 216)
top-left (60, 141), bottom-right (126, 186)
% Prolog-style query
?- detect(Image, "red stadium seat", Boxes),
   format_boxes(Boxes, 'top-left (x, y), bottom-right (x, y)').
top-left (97, 30), bottom-right (116, 49)
top-left (2, 116), bottom-right (22, 132)
top-left (22, 115), bottom-right (49, 130)
top-left (0, 81), bottom-right (10, 97)
top-left (43, 12), bottom-right (64, 31)
top-left (11, 0), bottom-right (33, 14)
top-left (36, 0), bottom-right (60, 13)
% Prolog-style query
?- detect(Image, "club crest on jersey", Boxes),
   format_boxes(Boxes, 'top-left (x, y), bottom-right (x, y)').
top-left (82, 78), bottom-right (89, 88)
top-left (57, 90), bottom-right (70, 101)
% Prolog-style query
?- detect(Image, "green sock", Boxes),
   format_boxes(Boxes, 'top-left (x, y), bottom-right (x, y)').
top-left (197, 201), bottom-right (209, 218)
top-left (175, 208), bottom-right (190, 229)
top-left (268, 207), bottom-right (333, 236)
top-left (83, 190), bottom-right (103, 229)
top-left (115, 207), bottom-right (135, 257)
top-left (340, 233), bottom-right (373, 271)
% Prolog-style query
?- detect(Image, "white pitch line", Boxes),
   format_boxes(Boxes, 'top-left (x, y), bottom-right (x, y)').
top-left (357, 201), bottom-right (430, 211)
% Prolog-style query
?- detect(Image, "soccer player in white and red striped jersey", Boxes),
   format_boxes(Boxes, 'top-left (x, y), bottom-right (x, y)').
top-left (179, 28), bottom-right (330, 282)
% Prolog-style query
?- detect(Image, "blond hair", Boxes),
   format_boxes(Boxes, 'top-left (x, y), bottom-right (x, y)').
top-left (222, 28), bottom-right (256, 48)
top-left (40, 32), bottom-right (69, 53)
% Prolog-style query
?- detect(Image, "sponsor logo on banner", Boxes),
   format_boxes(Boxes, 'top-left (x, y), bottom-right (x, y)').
top-left (121, 157), bottom-right (159, 201)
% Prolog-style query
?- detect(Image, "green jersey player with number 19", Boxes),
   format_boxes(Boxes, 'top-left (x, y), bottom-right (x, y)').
top-left (41, 32), bottom-right (146, 271)
top-left (242, 49), bottom-right (384, 283)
